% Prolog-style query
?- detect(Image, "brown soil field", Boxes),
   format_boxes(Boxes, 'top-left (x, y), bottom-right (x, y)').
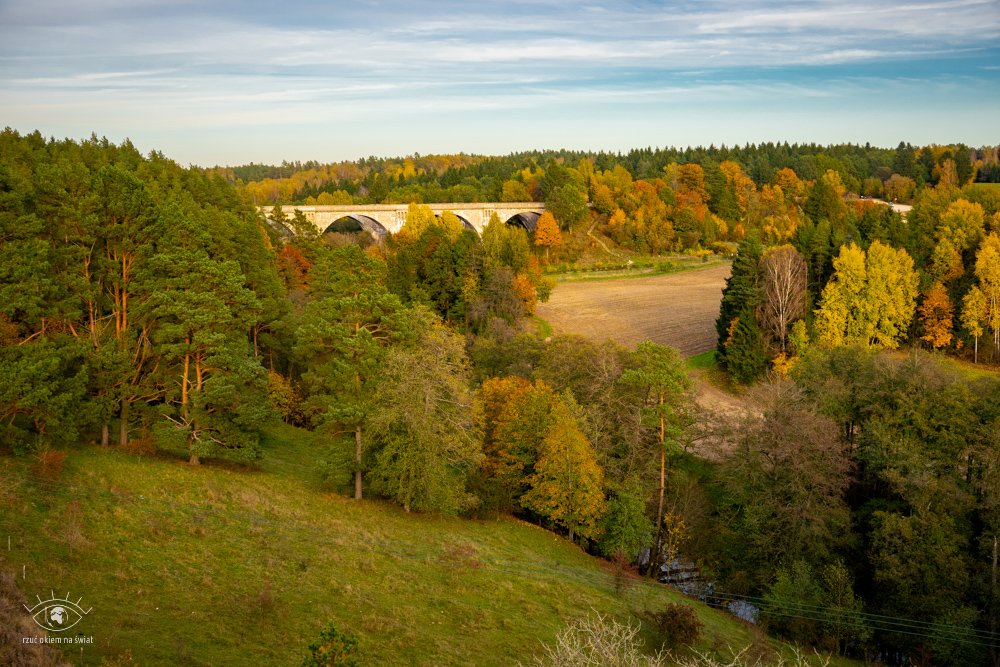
top-left (536, 263), bottom-right (731, 356)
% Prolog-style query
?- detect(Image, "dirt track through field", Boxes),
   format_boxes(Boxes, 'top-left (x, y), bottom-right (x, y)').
top-left (536, 263), bottom-right (731, 356)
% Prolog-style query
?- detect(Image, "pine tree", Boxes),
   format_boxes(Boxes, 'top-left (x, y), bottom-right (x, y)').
top-left (295, 245), bottom-right (405, 499)
top-left (149, 237), bottom-right (270, 464)
top-left (619, 341), bottom-right (691, 568)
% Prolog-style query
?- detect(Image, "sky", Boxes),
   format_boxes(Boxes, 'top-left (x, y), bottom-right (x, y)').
top-left (1, 0), bottom-right (998, 167)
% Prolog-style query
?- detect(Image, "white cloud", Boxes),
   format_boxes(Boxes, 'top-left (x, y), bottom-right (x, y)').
top-left (1, 0), bottom-right (997, 163)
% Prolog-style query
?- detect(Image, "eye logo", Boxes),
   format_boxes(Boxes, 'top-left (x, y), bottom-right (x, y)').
top-left (24, 592), bottom-right (92, 632)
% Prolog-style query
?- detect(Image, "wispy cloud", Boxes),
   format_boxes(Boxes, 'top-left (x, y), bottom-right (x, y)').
top-left (1, 0), bottom-right (997, 163)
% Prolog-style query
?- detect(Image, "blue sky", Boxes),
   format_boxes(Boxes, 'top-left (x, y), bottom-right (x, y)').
top-left (2, 0), bottom-right (997, 166)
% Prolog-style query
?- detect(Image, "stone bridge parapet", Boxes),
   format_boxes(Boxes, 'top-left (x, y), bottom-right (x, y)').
top-left (260, 203), bottom-right (545, 236)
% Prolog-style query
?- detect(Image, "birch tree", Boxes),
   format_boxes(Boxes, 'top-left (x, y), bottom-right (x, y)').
top-left (758, 245), bottom-right (807, 352)
top-left (975, 233), bottom-right (1000, 358)
top-left (962, 286), bottom-right (987, 363)
top-left (815, 241), bottom-right (918, 350)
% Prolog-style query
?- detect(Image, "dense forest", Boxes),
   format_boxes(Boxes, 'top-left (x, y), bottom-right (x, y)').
top-left (3, 128), bottom-right (1000, 665)
top-left (222, 142), bottom-right (999, 262)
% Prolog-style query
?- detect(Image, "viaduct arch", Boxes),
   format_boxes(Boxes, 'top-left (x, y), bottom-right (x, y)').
top-left (261, 203), bottom-right (546, 237)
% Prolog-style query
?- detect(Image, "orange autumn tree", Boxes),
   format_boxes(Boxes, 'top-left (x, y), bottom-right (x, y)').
top-left (520, 396), bottom-right (606, 542)
top-left (720, 160), bottom-right (757, 225)
top-left (474, 377), bottom-right (556, 513)
top-left (475, 378), bottom-right (606, 538)
top-left (773, 168), bottom-right (802, 201)
top-left (277, 245), bottom-right (311, 291)
top-left (919, 283), bottom-right (954, 348)
top-left (534, 211), bottom-right (562, 262)
top-left (512, 273), bottom-right (537, 315)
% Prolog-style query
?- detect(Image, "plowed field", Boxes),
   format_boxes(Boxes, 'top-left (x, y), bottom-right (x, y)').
top-left (536, 263), bottom-right (731, 356)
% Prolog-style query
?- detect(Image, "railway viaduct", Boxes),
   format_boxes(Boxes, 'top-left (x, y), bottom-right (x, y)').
top-left (260, 203), bottom-right (546, 237)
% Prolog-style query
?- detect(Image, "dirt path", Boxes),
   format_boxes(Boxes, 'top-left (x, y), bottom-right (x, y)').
top-left (689, 369), bottom-right (742, 415)
top-left (536, 263), bottom-right (731, 357)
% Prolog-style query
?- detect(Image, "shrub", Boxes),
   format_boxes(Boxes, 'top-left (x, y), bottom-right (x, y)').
top-left (301, 622), bottom-right (359, 667)
top-left (648, 602), bottom-right (703, 649)
top-left (602, 548), bottom-right (641, 596)
top-left (526, 612), bottom-right (668, 666)
top-left (33, 450), bottom-right (66, 480)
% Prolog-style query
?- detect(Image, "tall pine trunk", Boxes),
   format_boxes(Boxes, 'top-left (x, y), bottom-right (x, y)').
top-left (650, 392), bottom-right (666, 576)
top-left (991, 535), bottom-right (997, 667)
top-left (354, 426), bottom-right (363, 500)
top-left (119, 402), bottom-right (128, 447)
top-left (101, 423), bottom-right (109, 447)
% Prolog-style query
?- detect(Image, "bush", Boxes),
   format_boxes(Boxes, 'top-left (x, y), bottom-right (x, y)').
top-left (33, 450), bottom-right (66, 480)
top-left (526, 612), bottom-right (668, 666)
top-left (657, 262), bottom-right (674, 272)
top-left (301, 623), bottom-right (359, 667)
top-left (602, 548), bottom-right (641, 596)
top-left (648, 602), bottom-right (703, 649)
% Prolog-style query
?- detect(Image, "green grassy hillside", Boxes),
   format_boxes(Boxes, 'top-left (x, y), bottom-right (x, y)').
top-left (1, 427), bottom-right (856, 666)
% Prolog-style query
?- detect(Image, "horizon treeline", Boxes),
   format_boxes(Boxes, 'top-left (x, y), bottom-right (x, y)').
top-left (214, 141), bottom-right (1000, 208)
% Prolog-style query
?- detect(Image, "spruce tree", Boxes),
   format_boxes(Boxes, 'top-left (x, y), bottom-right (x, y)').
top-left (715, 233), bottom-right (764, 365)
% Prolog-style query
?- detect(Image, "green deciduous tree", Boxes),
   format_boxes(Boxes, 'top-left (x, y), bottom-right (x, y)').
top-left (719, 381), bottom-right (851, 591)
top-left (546, 184), bottom-right (588, 230)
top-left (597, 477), bottom-right (654, 559)
top-left (482, 214), bottom-right (530, 274)
top-left (366, 310), bottom-right (481, 514)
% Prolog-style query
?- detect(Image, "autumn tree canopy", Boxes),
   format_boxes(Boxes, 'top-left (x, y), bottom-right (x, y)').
top-left (815, 241), bottom-right (918, 350)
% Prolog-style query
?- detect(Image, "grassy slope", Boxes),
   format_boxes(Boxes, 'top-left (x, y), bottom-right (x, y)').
top-left (1, 427), bottom-right (856, 667)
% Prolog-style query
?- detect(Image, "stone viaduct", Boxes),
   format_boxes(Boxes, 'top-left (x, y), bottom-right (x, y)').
top-left (260, 203), bottom-right (545, 237)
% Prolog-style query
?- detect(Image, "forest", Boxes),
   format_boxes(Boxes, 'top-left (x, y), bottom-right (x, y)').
top-left (2, 127), bottom-right (1000, 665)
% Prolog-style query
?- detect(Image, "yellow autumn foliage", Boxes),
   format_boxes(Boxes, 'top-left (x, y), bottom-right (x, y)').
top-left (815, 241), bottom-right (918, 349)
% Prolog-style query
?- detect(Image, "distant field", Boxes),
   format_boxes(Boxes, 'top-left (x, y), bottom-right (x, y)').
top-left (536, 263), bottom-right (731, 356)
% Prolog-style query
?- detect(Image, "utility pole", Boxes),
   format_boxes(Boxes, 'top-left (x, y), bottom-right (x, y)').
top-left (992, 535), bottom-right (997, 667)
